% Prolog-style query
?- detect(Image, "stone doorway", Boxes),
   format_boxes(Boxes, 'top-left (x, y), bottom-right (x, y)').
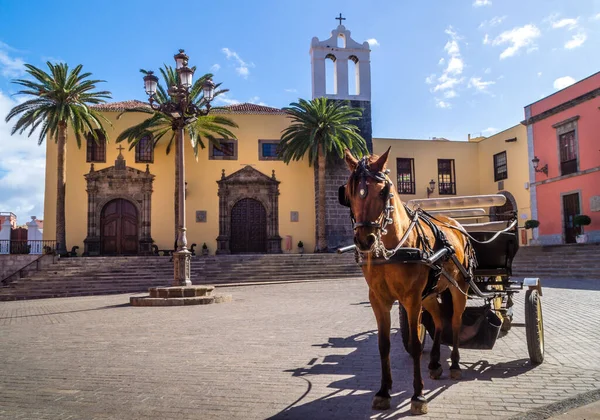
top-left (230, 198), bottom-right (267, 253)
top-left (216, 166), bottom-right (282, 254)
top-left (100, 199), bottom-right (139, 255)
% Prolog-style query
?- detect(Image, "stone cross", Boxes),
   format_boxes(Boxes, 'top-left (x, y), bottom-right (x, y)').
top-left (336, 13), bottom-right (346, 26)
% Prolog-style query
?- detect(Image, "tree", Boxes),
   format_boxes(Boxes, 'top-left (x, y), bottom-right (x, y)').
top-left (5, 62), bottom-right (111, 255)
top-left (278, 98), bottom-right (368, 252)
top-left (116, 66), bottom-right (238, 246)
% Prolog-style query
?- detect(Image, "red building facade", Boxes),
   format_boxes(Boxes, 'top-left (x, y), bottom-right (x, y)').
top-left (523, 72), bottom-right (600, 244)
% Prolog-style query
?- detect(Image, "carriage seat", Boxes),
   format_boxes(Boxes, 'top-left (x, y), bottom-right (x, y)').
top-left (462, 221), bottom-right (519, 276)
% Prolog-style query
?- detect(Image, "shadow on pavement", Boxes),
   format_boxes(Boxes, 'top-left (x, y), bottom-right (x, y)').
top-left (270, 327), bottom-right (539, 420)
top-left (539, 277), bottom-right (600, 291)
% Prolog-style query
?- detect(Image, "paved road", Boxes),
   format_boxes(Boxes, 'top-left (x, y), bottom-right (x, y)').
top-left (0, 277), bottom-right (599, 419)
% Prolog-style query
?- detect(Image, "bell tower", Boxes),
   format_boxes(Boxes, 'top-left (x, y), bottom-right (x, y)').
top-left (309, 16), bottom-right (374, 250)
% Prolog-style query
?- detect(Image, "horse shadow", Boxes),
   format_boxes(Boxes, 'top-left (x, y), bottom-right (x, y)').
top-left (269, 324), bottom-right (538, 419)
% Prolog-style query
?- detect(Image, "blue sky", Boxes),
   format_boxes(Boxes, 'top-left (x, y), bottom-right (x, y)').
top-left (1, 0), bottom-right (599, 221)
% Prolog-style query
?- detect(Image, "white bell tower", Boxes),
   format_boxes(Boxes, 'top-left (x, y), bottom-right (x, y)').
top-left (310, 14), bottom-right (371, 101)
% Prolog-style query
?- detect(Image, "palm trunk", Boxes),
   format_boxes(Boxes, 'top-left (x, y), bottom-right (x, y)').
top-left (56, 122), bottom-right (67, 256)
top-left (174, 137), bottom-right (180, 250)
top-left (317, 146), bottom-right (327, 252)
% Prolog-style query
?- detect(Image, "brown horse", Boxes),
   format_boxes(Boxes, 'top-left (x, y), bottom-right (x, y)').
top-left (343, 148), bottom-right (472, 415)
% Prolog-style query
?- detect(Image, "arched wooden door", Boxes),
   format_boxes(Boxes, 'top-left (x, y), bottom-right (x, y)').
top-left (230, 198), bottom-right (267, 253)
top-left (100, 199), bottom-right (139, 255)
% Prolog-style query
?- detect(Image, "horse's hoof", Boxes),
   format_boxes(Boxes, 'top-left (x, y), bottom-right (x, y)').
top-left (429, 366), bottom-right (443, 379)
top-left (450, 368), bottom-right (462, 380)
top-left (372, 395), bottom-right (391, 410)
top-left (410, 399), bottom-right (428, 415)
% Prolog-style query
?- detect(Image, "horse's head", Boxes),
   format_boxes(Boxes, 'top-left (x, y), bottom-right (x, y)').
top-left (341, 147), bottom-right (393, 251)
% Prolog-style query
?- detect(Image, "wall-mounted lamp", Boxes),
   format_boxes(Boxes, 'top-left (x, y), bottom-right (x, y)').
top-left (426, 179), bottom-right (436, 198)
top-left (531, 156), bottom-right (548, 176)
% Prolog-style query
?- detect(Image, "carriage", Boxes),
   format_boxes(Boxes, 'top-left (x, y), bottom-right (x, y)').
top-left (341, 193), bottom-right (545, 365)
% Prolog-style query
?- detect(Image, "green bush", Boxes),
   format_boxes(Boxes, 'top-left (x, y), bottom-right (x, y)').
top-left (574, 215), bottom-right (591, 227)
top-left (202, 242), bottom-right (208, 250)
top-left (297, 241), bottom-right (304, 248)
top-left (524, 220), bottom-right (540, 229)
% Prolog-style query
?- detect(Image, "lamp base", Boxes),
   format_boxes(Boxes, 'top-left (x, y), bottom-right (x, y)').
top-left (173, 249), bottom-right (192, 286)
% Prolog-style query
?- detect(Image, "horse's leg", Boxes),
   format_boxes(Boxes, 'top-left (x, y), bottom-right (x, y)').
top-left (369, 290), bottom-right (393, 410)
top-left (450, 288), bottom-right (467, 380)
top-left (405, 297), bottom-right (428, 415)
top-left (422, 295), bottom-right (443, 380)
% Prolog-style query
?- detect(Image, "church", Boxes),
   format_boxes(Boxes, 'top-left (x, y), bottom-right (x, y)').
top-left (42, 21), bottom-right (531, 255)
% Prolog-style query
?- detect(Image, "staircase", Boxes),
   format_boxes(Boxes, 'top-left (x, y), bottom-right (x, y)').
top-left (0, 253), bottom-right (363, 300)
top-left (513, 243), bottom-right (600, 279)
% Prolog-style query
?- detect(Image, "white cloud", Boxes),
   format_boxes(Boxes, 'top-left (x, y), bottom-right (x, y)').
top-left (214, 93), bottom-right (241, 105)
top-left (284, 88), bottom-right (297, 93)
top-left (537, 72), bottom-right (542, 77)
top-left (553, 76), bottom-right (576, 90)
top-left (0, 91), bottom-right (46, 222)
top-left (565, 31), bottom-right (587, 49)
top-left (444, 90), bottom-right (457, 99)
top-left (592, 13), bottom-right (600, 21)
top-left (366, 38), bottom-right (380, 47)
top-left (438, 57), bottom-right (445, 66)
top-left (248, 96), bottom-right (267, 106)
top-left (473, 0), bottom-right (492, 7)
top-left (484, 68), bottom-right (492, 74)
top-left (552, 17), bottom-right (579, 30)
top-left (492, 24), bottom-right (541, 59)
top-left (210, 63), bottom-right (220, 72)
top-left (468, 77), bottom-right (496, 93)
top-left (221, 47), bottom-right (254, 79)
top-left (483, 34), bottom-right (490, 45)
top-left (435, 99), bottom-right (451, 109)
top-left (479, 16), bottom-right (507, 29)
top-left (0, 43), bottom-right (25, 77)
top-left (482, 127), bottom-right (498, 135)
top-left (429, 26), bottom-right (466, 108)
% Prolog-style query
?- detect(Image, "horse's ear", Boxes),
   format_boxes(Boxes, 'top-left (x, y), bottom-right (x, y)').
top-left (371, 147), bottom-right (391, 172)
top-left (344, 149), bottom-right (358, 171)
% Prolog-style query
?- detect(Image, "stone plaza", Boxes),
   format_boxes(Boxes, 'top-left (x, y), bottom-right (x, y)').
top-left (1, 276), bottom-right (599, 419)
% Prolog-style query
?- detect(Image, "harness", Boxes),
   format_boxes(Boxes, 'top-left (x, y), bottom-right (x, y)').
top-left (339, 157), bottom-right (475, 299)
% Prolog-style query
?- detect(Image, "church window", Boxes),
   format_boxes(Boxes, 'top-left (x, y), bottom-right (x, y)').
top-left (86, 129), bottom-right (106, 163)
top-left (135, 134), bottom-right (154, 163)
top-left (209, 139), bottom-right (238, 160)
top-left (258, 140), bottom-right (281, 160)
top-left (437, 159), bottom-right (456, 195)
top-left (348, 55), bottom-right (359, 96)
top-left (493, 151), bottom-right (507, 181)
top-left (337, 34), bottom-right (346, 48)
top-left (325, 54), bottom-right (336, 95)
top-left (396, 158), bottom-right (415, 194)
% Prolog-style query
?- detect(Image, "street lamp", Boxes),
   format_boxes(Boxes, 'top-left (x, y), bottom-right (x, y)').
top-left (143, 49), bottom-right (216, 286)
top-left (531, 156), bottom-right (548, 176)
top-left (426, 179), bottom-right (436, 198)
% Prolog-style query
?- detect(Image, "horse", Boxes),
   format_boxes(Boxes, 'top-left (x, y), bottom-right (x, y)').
top-left (341, 147), bottom-right (474, 415)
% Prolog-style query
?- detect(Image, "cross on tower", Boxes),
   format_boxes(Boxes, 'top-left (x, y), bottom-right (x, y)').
top-left (117, 145), bottom-right (125, 154)
top-left (335, 13), bottom-right (346, 26)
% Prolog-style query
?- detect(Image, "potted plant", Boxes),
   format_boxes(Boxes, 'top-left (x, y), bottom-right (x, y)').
top-left (524, 220), bottom-right (540, 245)
top-left (574, 215), bottom-right (591, 244)
top-left (201, 242), bottom-right (209, 256)
top-left (297, 241), bottom-right (304, 254)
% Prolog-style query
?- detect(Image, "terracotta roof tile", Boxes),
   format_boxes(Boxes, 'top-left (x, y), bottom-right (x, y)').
top-left (91, 101), bottom-right (285, 115)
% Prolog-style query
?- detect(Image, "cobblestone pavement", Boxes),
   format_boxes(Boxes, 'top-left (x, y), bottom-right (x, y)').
top-left (0, 277), bottom-right (599, 420)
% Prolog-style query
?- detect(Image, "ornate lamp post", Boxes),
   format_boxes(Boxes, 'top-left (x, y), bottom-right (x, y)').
top-left (142, 50), bottom-right (216, 286)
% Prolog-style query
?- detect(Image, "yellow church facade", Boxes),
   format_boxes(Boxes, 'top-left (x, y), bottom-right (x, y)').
top-left (42, 22), bottom-right (532, 254)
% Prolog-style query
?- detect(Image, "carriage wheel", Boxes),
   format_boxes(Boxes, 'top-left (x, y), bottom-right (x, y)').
top-left (525, 289), bottom-right (544, 364)
top-left (399, 305), bottom-right (426, 354)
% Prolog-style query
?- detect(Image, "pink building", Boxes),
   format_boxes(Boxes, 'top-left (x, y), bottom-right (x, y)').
top-left (0, 212), bottom-right (17, 230)
top-left (523, 71), bottom-right (600, 244)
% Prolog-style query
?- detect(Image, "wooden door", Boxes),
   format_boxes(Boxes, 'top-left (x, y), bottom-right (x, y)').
top-left (562, 193), bottom-right (580, 244)
top-left (101, 199), bottom-right (139, 255)
top-left (230, 198), bottom-right (267, 253)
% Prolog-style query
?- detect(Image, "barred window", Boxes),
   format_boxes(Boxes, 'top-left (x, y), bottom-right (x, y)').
top-left (559, 131), bottom-right (577, 175)
top-left (209, 139), bottom-right (238, 160)
top-left (135, 135), bottom-right (154, 163)
top-left (437, 159), bottom-right (456, 195)
top-left (86, 129), bottom-right (106, 163)
top-left (493, 151), bottom-right (507, 181)
top-left (396, 158), bottom-right (415, 194)
top-left (258, 140), bottom-right (281, 160)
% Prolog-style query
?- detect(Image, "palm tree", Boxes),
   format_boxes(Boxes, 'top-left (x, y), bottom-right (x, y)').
top-left (5, 62), bottom-right (111, 256)
top-left (116, 66), bottom-right (238, 246)
top-left (278, 97), bottom-right (368, 252)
